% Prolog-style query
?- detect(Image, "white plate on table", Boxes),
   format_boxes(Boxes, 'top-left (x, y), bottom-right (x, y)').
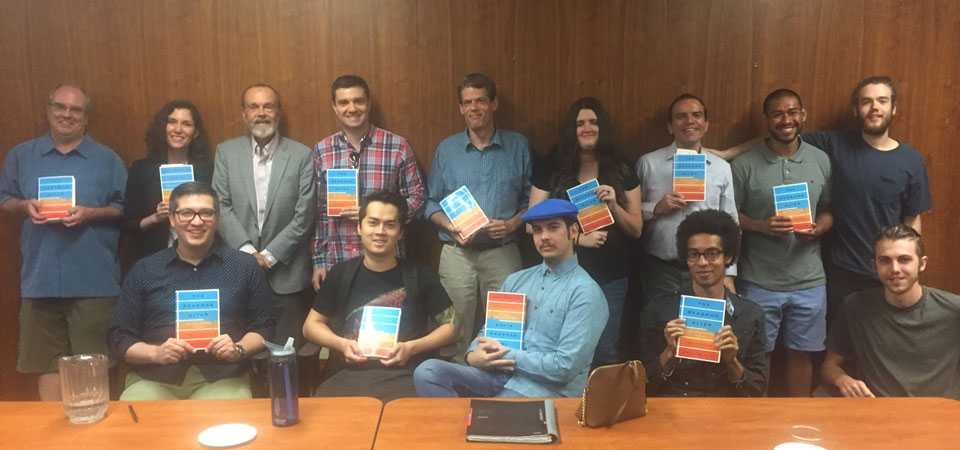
top-left (197, 423), bottom-right (257, 448)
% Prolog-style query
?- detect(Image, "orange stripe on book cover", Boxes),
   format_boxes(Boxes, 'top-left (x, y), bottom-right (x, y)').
top-left (487, 301), bottom-right (524, 312)
top-left (179, 329), bottom-right (219, 340)
top-left (582, 214), bottom-right (613, 229)
top-left (580, 208), bottom-right (610, 223)
top-left (178, 321), bottom-right (219, 331)
top-left (488, 293), bottom-right (524, 303)
top-left (677, 346), bottom-right (720, 361)
top-left (678, 336), bottom-right (719, 351)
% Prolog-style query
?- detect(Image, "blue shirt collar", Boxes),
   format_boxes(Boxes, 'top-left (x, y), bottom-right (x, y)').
top-left (460, 128), bottom-right (503, 152)
top-left (40, 133), bottom-right (93, 158)
top-left (542, 253), bottom-right (579, 276)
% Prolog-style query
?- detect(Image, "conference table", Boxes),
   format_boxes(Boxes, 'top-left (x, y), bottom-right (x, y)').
top-left (375, 397), bottom-right (960, 449)
top-left (0, 397), bottom-right (382, 450)
top-left (1, 396), bottom-right (957, 449)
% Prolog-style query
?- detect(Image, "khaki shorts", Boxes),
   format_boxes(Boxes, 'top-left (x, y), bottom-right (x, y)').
top-left (17, 297), bottom-right (116, 374)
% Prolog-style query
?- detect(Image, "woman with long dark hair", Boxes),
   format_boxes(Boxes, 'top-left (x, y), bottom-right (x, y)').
top-left (124, 100), bottom-right (213, 261)
top-left (529, 97), bottom-right (643, 366)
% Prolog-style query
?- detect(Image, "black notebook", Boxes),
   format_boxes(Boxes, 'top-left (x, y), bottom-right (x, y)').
top-left (466, 399), bottom-right (560, 444)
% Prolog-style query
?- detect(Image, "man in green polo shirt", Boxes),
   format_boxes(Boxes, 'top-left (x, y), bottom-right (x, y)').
top-left (731, 89), bottom-right (833, 397)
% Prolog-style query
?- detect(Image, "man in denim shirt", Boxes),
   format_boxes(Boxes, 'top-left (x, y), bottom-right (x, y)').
top-left (414, 199), bottom-right (607, 397)
top-left (424, 73), bottom-right (533, 358)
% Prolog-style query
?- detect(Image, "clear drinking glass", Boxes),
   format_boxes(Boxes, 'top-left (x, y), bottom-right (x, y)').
top-left (58, 353), bottom-right (109, 424)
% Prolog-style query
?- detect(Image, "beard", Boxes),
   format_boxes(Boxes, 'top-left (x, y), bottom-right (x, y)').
top-left (250, 121), bottom-right (276, 140)
top-left (861, 113), bottom-right (893, 136)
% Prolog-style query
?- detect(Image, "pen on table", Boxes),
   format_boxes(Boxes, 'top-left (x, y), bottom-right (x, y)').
top-left (128, 404), bottom-right (139, 423)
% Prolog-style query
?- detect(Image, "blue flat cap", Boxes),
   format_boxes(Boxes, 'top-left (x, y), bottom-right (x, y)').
top-left (522, 199), bottom-right (579, 222)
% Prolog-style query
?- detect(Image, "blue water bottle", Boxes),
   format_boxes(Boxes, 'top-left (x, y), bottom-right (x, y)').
top-left (268, 338), bottom-right (299, 426)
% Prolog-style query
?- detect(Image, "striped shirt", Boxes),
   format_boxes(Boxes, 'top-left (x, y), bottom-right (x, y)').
top-left (312, 126), bottom-right (425, 269)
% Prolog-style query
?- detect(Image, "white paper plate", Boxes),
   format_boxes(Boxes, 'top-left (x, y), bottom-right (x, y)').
top-left (197, 423), bottom-right (257, 448)
top-left (774, 443), bottom-right (826, 450)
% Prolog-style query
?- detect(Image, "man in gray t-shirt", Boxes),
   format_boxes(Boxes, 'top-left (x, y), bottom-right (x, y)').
top-left (822, 225), bottom-right (960, 399)
top-left (732, 89), bottom-right (833, 397)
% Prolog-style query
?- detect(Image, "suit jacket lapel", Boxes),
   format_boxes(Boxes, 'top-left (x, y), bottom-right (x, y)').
top-left (263, 138), bottom-right (292, 225)
top-left (239, 139), bottom-right (258, 221)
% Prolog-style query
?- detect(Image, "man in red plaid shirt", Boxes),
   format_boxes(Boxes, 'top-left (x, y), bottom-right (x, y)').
top-left (312, 75), bottom-right (426, 289)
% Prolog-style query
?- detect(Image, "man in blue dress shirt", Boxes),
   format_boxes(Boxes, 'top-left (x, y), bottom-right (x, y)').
top-left (0, 85), bottom-right (127, 400)
top-left (424, 73), bottom-right (533, 358)
top-left (413, 199), bottom-right (607, 397)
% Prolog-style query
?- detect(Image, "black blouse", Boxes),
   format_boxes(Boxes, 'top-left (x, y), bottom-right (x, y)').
top-left (124, 156), bottom-right (213, 262)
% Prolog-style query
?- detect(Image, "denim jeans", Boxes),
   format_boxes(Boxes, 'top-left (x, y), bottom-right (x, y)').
top-left (413, 358), bottom-right (520, 397)
top-left (592, 277), bottom-right (628, 366)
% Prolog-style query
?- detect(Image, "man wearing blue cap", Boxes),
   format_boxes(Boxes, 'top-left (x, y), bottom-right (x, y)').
top-left (413, 199), bottom-right (607, 397)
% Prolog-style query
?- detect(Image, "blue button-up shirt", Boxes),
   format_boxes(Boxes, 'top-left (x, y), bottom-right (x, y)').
top-left (0, 134), bottom-right (127, 298)
top-left (424, 129), bottom-right (532, 245)
top-left (470, 254), bottom-right (607, 397)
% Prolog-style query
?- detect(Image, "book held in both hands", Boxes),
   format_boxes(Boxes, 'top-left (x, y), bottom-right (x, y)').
top-left (175, 289), bottom-right (221, 350)
top-left (466, 399), bottom-right (560, 444)
top-left (675, 295), bottom-right (727, 363)
top-left (357, 306), bottom-right (402, 358)
top-left (37, 175), bottom-right (75, 221)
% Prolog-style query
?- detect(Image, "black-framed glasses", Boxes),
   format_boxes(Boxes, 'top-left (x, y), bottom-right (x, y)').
top-left (349, 151), bottom-right (360, 168)
top-left (686, 248), bottom-right (724, 263)
top-left (174, 208), bottom-right (217, 223)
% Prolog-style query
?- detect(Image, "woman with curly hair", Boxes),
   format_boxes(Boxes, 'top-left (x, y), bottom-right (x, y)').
top-left (124, 100), bottom-right (213, 261)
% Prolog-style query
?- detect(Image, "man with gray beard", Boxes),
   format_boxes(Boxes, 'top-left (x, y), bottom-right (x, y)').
top-left (212, 83), bottom-right (316, 349)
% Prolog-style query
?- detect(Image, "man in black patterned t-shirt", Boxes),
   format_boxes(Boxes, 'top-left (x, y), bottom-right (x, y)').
top-left (304, 191), bottom-right (458, 401)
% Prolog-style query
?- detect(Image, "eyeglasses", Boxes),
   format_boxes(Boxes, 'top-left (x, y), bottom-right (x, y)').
top-left (349, 151), bottom-right (360, 168)
top-left (49, 102), bottom-right (84, 115)
top-left (174, 208), bottom-right (217, 223)
top-left (686, 248), bottom-right (724, 263)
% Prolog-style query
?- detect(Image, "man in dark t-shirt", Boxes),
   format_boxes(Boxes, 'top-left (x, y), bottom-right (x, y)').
top-left (822, 225), bottom-right (960, 399)
top-left (303, 191), bottom-right (457, 401)
top-left (801, 77), bottom-right (932, 320)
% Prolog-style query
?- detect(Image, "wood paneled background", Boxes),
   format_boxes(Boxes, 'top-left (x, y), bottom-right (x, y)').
top-left (1, 0), bottom-right (957, 399)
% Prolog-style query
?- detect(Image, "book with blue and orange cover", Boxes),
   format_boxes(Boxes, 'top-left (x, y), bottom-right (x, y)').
top-left (676, 295), bottom-right (726, 363)
top-left (37, 175), bottom-right (75, 221)
top-left (439, 185), bottom-right (490, 240)
top-left (326, 168), bottom-right (359, 216)
top-left (483, 291), bottom-right (526, 351)
top-left (565, 178), bottom-right (615, 234)
top-left (773, 182), bottom-right (814, 232)
top-left (673, 150), bottom-right (706, 202)
top-left (159, 164), bottom-right (195, 203)
top-left (175, 289), bottom-right (220, 350)
top-left (357, 306), bottom-right (402, 358)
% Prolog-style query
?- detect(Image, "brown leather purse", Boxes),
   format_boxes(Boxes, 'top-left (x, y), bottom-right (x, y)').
top-left (575, 360), bottom-right (648, 427)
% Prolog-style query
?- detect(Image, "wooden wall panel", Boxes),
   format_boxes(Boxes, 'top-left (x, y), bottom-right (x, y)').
top-left (1, 0), bottom-right (958, 399)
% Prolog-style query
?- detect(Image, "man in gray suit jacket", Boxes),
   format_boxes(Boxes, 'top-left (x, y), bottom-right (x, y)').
top-left (213, 83), bottom-right (316, 347)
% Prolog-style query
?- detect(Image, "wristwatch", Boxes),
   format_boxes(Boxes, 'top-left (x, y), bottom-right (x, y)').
top-left (234, 342), bottom-right (246, 359)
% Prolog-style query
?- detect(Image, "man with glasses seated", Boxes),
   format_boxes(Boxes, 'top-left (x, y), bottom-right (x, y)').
top-left (639, 210), bottom-right (768, 397)
top-left (108, 182), bottom-right (274, 400)
top-left (312, 75), bottom-right (426, 291)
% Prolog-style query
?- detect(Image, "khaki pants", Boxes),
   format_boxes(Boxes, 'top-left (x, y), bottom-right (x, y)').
top-left (438, 243), bottom-right (521, 359)
top-left (120, 366), bottom-right (251, 400)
